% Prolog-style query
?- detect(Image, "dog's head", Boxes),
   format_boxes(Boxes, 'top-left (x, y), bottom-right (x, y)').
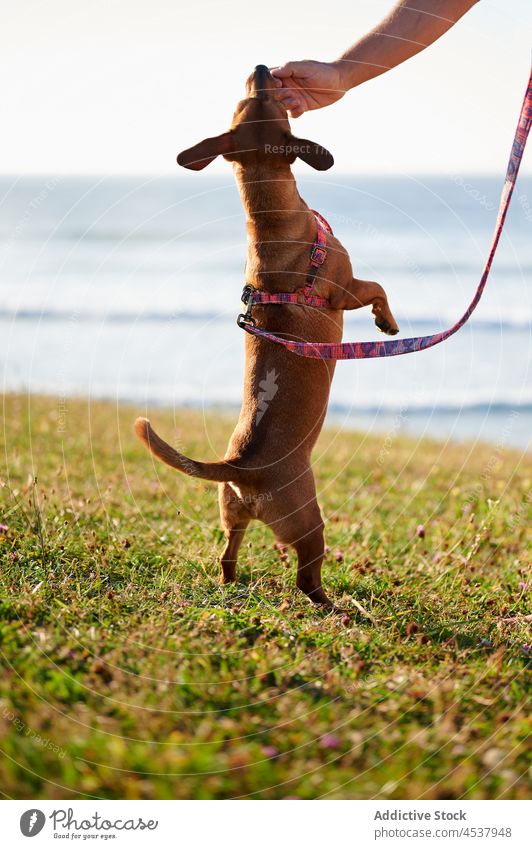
top-left (177, 65), bottom-right (333, 172)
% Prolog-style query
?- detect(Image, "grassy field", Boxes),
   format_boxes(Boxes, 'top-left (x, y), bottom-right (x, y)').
top-left (0, 393), bottom-right (530, 800)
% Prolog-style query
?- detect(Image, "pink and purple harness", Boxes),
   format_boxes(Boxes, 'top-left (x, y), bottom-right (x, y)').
top-left (237, 68), bottom-right (532, 360)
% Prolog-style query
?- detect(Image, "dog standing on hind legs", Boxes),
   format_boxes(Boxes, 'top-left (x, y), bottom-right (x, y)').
top-left (135, 65), bottom-right (399, 609)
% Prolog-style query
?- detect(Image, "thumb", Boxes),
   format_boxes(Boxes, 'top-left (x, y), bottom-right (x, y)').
top-left (270, 62), bottom-right (303, 81)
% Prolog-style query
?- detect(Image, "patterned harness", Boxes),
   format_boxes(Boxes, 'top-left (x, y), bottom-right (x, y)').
top-left (237, 209), bottom-right (333, 324)
top-left (237, 67), bottom-right (531, 360)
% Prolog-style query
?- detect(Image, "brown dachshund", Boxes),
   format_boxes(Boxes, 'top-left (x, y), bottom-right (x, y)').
top-left (135, 65), bottom-right (398, 608)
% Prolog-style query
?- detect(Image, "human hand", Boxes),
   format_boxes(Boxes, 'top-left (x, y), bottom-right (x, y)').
top-left (271, 60), bottom-right (346, 118)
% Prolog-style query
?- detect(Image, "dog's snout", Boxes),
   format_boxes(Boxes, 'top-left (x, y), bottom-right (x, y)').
top-left (249, 64), bottom-right (274, 99)
top-left (254, 64), bottom-right (271, 79)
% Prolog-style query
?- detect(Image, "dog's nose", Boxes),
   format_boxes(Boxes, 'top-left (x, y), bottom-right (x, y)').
top-left (249, 64), bottom-right (274, 100)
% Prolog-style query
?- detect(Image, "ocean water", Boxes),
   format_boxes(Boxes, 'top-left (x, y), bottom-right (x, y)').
top-left (0, 174), bottom-right (530, 449)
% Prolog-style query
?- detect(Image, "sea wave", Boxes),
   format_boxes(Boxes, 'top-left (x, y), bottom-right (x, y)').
top-left (327, 399), bottom-right (532, 415)
top-left (1, 307), bottom-right (530, 333)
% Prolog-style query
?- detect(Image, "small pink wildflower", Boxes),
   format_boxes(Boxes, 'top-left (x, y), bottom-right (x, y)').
top-left (320, 734), bottom-right (341, 750)
top-left (262, 745), bottom-right (279, 759)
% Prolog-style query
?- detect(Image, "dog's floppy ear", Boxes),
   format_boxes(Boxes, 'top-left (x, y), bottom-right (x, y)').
top-left (177, 131), bottom-right (234, 170)
top-left (289, 135), bottom-right (334, 171)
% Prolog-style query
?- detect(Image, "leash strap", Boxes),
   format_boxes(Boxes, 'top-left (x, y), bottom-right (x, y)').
top-left (239, 67), bottom-right (531, 360)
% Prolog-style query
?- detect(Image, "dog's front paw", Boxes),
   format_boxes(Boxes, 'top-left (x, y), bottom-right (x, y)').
top-left (373, 306), bottom-right (399, 336)
top-left (376, 317), bottom-right (399, 336)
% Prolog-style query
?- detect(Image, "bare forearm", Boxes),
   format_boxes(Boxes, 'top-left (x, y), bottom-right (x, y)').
top-left (334, 0), bottom-right (480, 89)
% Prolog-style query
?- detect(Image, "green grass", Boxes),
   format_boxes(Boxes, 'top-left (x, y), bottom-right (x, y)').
top-left (0, 393), bottom-right (530, 799)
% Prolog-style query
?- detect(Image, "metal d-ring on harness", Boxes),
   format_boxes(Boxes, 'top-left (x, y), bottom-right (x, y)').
top-left (237, 66), bottom-right (532, 361)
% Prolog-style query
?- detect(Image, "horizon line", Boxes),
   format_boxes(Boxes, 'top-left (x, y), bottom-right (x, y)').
top-left (1, 170), bottom-right (531, 179)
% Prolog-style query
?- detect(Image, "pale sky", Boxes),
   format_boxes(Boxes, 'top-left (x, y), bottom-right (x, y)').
top-left (2, 0), bottom-right (531, 175)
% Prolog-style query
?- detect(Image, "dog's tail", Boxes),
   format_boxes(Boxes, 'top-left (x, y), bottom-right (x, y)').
top-left (134, 417), bottom-right (244, 483)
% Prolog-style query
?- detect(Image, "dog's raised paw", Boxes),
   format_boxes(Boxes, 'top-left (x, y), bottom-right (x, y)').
top-left (375, 317), bottom-right (399, 336)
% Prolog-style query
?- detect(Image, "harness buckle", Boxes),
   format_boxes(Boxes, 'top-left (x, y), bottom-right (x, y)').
top-left (237, 284), bottom-right (256, 328)
top-left (309, 245), bottom-right (327, 266)
top-left (241, 284), bottom-right (256, 305)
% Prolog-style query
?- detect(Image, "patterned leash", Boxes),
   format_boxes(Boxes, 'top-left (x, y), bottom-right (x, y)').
top-left (238, 66), bottom-right (531, 360)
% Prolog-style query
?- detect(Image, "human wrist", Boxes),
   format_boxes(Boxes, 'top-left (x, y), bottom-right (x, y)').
top-left (331, 57), bottom-right (359, 92)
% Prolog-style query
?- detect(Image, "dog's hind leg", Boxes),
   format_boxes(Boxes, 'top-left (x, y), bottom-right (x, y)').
top-left (265, 475), bottom-right (333, 607)
top-left (293, 522), bottom-right (332, 607)
top-left (221, 524), bottom-right (249, 583)
top-left (219, 483), bottom-right (250, 584)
